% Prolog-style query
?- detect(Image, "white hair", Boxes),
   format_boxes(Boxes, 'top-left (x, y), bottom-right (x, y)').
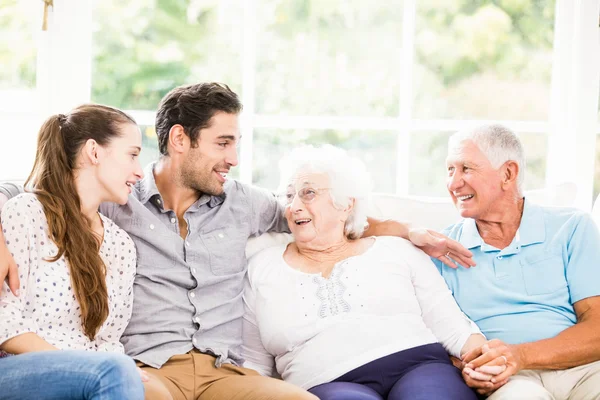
top-left (448, 124), bottom-right (526, 194)
top-left (278, 145), bottom-right (372, 240)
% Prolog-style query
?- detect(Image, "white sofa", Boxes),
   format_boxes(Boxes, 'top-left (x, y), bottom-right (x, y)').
top-left (246, 182), bottom-right (578, 258)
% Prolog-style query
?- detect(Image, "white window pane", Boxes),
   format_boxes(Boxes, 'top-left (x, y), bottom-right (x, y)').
top-left (253, 129), bottom-right (397, 192)
top-left (409, 131), bottom-right (547, 196)
top-left (91, 0), bottom-right (243, 110)
top-left (255, 0), bottom-right (404, 117)
top-left (0, 0), bottom-right (37, 91)
top-left (413, 0), bottom-right (555, 120)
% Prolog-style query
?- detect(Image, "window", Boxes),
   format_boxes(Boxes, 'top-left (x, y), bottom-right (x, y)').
top-left (0, 0), bottom-right (38, 111)
top-left (413, 1), bottom-right (555, 120)
top-left (4, 0), bottom-right (599, 210)
top-left (255, 0), bottom-right (404, 117)
top-left (92, 0), bottom-right (243, 110)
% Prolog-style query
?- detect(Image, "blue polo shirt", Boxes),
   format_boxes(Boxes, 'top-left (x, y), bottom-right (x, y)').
top-left (433, 199), bottom-right (600, 345)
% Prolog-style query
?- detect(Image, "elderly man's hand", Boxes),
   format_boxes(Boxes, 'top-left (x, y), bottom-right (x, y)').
top-left (408, 228), bottom-right (476, 268)
top-left (461, 339), bottom-right (523, 395)
top-left (0, 244), bottom-right (19, 296)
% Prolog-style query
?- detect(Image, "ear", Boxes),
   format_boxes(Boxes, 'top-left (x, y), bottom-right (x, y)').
top-left (340, 198), bottom-right (355, 221)
top-left (83, 138), bottom-right (100, 165)
top-left (501, 160), bottom-right (520, 189)
top-left (168, 124), bottom-right (188, 155)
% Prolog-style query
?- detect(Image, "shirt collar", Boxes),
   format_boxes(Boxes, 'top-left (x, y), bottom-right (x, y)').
top-left (459, 197), bottom-right (545, 251)
top-left (137, 161), bottom-right (226, 209)
top-left (137, 162), bottom-right (161, 205)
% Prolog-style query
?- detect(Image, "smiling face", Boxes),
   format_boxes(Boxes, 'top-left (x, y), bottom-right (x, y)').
top-left (96, 122), bottom-right (144, 205)
top-left (446, 139), bottom-right (506, 220)
top-left (285, 171), bottom-right (351, 246)
top-left (180, 112), bottom-right (240, 196)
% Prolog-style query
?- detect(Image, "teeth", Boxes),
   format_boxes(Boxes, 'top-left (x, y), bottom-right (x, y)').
top-left (219, 172), bottom-right (227, 178)
top-left (295, 219), bottom-right (311, 224)
top-left (457, 195), bottom-right (474, 201)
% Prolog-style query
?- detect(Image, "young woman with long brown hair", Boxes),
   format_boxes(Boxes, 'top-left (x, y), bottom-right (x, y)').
top-left (0, 104), bottom-right (145, 399)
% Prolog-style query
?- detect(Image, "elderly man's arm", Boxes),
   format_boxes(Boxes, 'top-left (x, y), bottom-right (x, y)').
top-left (465, 296), bottom-right (600, 378)
top-left (364, 217), bottom-right (475, 268)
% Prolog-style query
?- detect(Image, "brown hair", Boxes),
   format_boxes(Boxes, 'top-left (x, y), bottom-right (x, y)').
top-left (155, 82), bottom-right (242, 156)
top-left (25, 104), bottom-right (136, 340)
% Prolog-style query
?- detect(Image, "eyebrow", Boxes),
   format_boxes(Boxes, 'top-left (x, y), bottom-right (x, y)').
top-left (216, 135), bottom-right (240, 141)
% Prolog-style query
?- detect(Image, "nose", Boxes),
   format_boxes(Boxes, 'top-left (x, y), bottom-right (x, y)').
top-left (226, 146), bottom-right (238, 167)
top-left (289, 191), bottom-right (304, 211)
top-left (447, 170), bottom-right (463, 193)
top-left (134, 159), bottom-right (144, 180)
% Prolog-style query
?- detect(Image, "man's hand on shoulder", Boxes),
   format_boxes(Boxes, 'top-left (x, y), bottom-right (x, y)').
top-left (408, 228), bottom-right (476, 269)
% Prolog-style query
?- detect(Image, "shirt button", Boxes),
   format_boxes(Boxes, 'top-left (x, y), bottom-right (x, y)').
top-left (191, 268), bottom-right (197, 274)
top-left (185, 241), bottom-right (190, 247)
top-left (192, 337), bottom-right (197, 345)
top-left (156, 199), bottom-right (161, 205)
top-left (149, 224), bottom-right (155, 230)
top-left (194, 316), bottom-right (201, 324)
top-left (170, 218), bottom-right (176, 224)
top-left (190, 292), bottom-right (195, 298)
top-left (497, 255), bottom-right (503, 260)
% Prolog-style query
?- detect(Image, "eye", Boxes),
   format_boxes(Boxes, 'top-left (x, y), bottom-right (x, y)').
top-left (300, 188), bottom-right (317, 200)
top-left (463, 166), bottom-right (470, 172)
top-left (447, 166), bottom-right (455, 175)
top-left (131, 153), bottom-right (139, 160)
top-left (218, 142), bottom-right (228, 148)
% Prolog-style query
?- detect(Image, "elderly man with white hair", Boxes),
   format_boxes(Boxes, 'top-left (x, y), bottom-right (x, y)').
top-left (242, 145), bottom-right (486, 400)
top-left (433, 124), bottom-right (600, 399)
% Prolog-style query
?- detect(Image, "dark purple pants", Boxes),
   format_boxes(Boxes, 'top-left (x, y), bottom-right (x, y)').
top-left (308, 343), bottom-right (477, 400)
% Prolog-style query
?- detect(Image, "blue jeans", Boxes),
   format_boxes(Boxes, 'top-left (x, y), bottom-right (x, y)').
top-left (0, 350), bottom-right (145, 400)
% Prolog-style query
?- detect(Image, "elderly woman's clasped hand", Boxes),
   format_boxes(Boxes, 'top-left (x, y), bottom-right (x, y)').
top-left (458, 339), bottom-right (524, 396)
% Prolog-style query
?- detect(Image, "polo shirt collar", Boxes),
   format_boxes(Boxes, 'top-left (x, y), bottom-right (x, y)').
top-left (459, 197), bottom-right (545, 251)
top-left (517, 197), bottom-right (546, 247)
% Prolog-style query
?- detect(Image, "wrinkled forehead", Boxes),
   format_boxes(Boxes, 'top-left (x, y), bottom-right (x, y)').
top-left (287, 171), bottom-right (330, 190)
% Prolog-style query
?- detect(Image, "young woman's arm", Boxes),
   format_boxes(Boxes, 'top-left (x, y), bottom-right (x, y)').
top-left (1, 333), bottom-right (58, 353)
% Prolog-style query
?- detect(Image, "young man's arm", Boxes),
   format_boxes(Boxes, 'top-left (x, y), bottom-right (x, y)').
top-left (0, 188), bottom-right (20, 295)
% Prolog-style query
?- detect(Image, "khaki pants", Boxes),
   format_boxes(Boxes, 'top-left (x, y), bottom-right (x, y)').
top-left (488, 360), bottom-right (600, 400)
top-left (136, 350), bottom-right (316, 400)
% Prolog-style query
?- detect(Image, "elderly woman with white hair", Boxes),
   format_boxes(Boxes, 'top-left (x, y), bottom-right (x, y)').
top-left (242, 145), bottom-right (486, 400)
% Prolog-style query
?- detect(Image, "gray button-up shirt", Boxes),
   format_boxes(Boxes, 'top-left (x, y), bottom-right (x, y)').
top-left (99, 162), bottom-right (288, 368)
